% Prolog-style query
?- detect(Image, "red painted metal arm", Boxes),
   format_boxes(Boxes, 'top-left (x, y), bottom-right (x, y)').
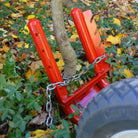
top-left (71, 8), bottom-right (110, 74)
top-left (71, 8), bottom-right (110, 88)
top-left (28, 19), bottom-right (68, 101)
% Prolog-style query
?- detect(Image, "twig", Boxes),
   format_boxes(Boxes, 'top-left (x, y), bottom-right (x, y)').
top-left (0, 121), bottom-right (8, 130)
top-left (80, 0), bottom-right (90, 6)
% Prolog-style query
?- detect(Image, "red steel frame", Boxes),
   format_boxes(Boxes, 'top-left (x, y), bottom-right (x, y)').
top-left (28, 8), bottom-right (111, 124)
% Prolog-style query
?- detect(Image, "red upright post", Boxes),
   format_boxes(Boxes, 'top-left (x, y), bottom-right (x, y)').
top-left (28, 19), bottom-right (68, 102)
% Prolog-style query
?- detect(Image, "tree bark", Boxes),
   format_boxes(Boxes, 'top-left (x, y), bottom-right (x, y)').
top-left (51, 0), bottom-right (77, 78)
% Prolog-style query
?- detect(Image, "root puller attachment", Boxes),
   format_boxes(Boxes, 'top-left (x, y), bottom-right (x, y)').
top-left (28, 8), bottom-right (111, 126)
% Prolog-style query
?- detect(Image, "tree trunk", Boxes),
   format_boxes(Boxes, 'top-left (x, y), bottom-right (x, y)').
top-left (51, 0), bottom-right (77, 78)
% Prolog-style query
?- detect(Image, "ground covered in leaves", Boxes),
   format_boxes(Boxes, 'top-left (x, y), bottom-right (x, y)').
top-left (0, 0), bottom-right (138, 137)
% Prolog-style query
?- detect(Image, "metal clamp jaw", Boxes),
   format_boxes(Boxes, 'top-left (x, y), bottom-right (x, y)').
top-left (28, 8), bottom-right (111, 126)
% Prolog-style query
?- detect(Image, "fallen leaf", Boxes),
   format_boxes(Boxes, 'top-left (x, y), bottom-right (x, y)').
top-left (19, 0), bottom-right (27, 2)
top-left (21, 25), bottom-right (30, 35)
top-left (0, 28), bottom-right (7, 37)
top-left (117, 48), bottom-right (122, 55)
top-left (10, 13), bottom-right (22, 18)
top-left (4, 2), bottom-right (10, 7)
top-left (30, 60), bottom-right (43, 73)
top-left (16, 41), bottom-right (29, 48)
top-left (73, 0), bottom-right (79, 2)
top-left (76, 64), bottom-right (82, 71)
top-left (26, 1), bottom-right (35, 8)
top-left (104, 41), bottom-right (112, 47)
top-left (50, 35), bottom-right (55, 41)
top-left (29, 112), bottom-right (47, 125)
top-left (68, 20), bottom-right (74, 26)
top-left (94, 15), bottom-right (100, 22)
top-left (0, 45), bottom-right (10, 52)
top-left (0, 135), bottom-right (7, 138)
top-left (0, 63), bottom-right (3, 70)
top-left (27, 14), bottom-right (35, 20)
top-left (56, 59), bottom-right (64, 71)
top-left (12, 34), bottom-right (18, 39)
top-left (106, 34), bottom-right (122, 45)
top-left (69, 34), bottom-right (79, 42)
top-left (123, 68), bottom-right (134, 78)
top-left (53, 51), bottom-right (63, 60)
top-left (26, 69), bottom-right (39, 82)
top-left (29, 110), bottom-right (38, 117)
top-left (0, 53), bottom-right (6, 64)
top-left (113, 18), bottom-right (121, 26)
top-left (30, 129), bottom-right (53, 138)
top-left (15, 52), bottom-right (27, 61)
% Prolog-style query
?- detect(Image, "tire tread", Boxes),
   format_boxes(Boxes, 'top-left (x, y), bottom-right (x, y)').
top-left (77, 77), bottom-right (138, 138)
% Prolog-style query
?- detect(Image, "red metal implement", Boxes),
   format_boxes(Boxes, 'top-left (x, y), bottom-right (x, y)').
top-left (28, 8), bottom-right (110, 124)
top-left (71, 8), bottom-right (111, 88)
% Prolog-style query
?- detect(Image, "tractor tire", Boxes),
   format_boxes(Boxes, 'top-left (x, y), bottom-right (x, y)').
top-left (77, 76), bottom-right (138, 138)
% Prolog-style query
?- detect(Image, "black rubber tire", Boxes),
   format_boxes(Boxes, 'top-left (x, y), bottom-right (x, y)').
top-left (77, 76), bottom-right (138, 138)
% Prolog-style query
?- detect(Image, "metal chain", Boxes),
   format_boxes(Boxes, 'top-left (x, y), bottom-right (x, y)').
top-left (45, 53), bottom-right (106, 127)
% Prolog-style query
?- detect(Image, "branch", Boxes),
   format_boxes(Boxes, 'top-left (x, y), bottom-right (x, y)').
top-left (51, 0), bottom-right (77, 78)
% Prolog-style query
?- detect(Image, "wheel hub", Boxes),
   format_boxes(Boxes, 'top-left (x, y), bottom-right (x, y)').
top-left (111, 130), bottom-right (138, 138)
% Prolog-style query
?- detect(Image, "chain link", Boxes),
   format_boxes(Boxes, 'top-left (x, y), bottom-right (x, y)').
top-left (45, 53), bottom-right (106, 127)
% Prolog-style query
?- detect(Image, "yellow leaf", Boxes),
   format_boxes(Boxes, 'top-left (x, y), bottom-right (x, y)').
top-left (27, 14), bottom-right (35, 20)
top-left (106, 34), bottom-right (122, 45)
top-left (30, 129), bottom-right (46, 137)
top-left (53, 51), bottom-right (63, 60)
top-left (73, 0), bottom-right (79, 2)
top-left (0, 28), bottom-right (7, 37)
top-left (4, 2), bottom-right (10, 7)
top-left (12, 34), bottom-right (18, 38)
top-left (21, 25), bottom-right (30, 35)
top-left (17, 42), bottom-right (29, 48)
top-left (0, 45), bottom-right (10, 52)
top-left (127, 5), bottom-right (135, 13)
top-left (123, 68), bottom-right (134, 78)
top-left (30, 129), bottom-right (53, 137)
top-left (26, 69), bottom-right (39, 82)
top-left (57, 59), bottom-right (64, 71)
top-left (24, 43), bottom-right (29, 48)
top-left (117, 48), bottom-right (122, 55)
top-left (19, 0), bottom-right (27, 2)
top-left (26, 1), bottom-right (35, 8)
top-left (94, 15), bottom-right (100, 22)
top-left (69, 34), bottom-right (79, 42)
top-left (113, 18), bottom-right (121, 26)
top-left (10, 13), bottom-right (17, 18)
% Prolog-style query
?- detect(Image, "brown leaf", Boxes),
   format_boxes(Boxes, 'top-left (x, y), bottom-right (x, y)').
top-left (15, 52), bottom-right (27, 61)
top-left (25, 69), bottom-right (39, 82)
top-left (0, 53), bottom-right (5, 64)
top-left (30, 60), bottom-right (43, 73)
top-left (0, 135), bottom-right (8, 138)
top-left (0, 45), bottom-right (10, 52)
top-left (29, 112), bottom-right (47, 125)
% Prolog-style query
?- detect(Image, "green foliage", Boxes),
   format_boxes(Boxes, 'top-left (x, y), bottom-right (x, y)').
top-left (0, 52), bottom-right (44, 137)
top-left (0, 0), bottom-right (137, 137)
top-left (51, 120), bottom-right (73, 138)
top-left (3, 50), bottom-right (18, 78)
